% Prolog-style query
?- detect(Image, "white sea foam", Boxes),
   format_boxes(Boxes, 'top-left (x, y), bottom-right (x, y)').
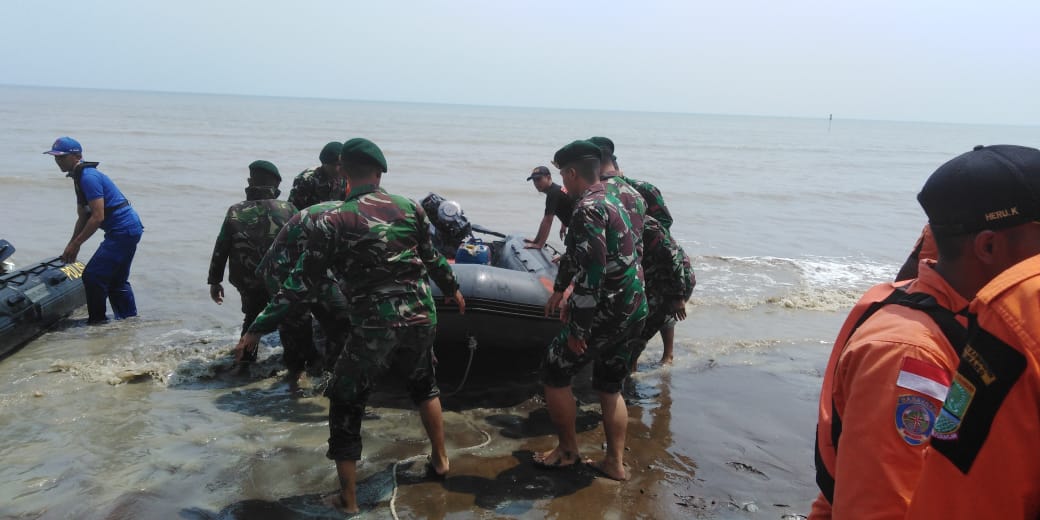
top-left (691, 255), bottom-right (893, 312)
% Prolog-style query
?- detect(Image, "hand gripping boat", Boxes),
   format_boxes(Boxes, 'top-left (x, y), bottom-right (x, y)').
top-left (0, 240), bottom-right (87, 358)
top-left (422, 194), bottom-right (563, 354)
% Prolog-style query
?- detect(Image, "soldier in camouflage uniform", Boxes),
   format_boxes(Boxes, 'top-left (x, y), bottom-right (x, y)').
top-left (288, 141), bottom-right (348, 210)
top-left (537, 140), bottom-right (647, 482)
top-left (627, 216), bottom-right (695, 370)
top-left (207, 160), bottom-right (297, 359)
top-left (234, 138), bottom-right (465, 515)
top-left (255, 202), bottom-right (348, 378)
top-left (591, 135), bottom-right (682, 365)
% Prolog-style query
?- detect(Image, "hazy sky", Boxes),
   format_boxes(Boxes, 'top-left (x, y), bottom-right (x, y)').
top-left (4, 1), bottom-right (1037, 125)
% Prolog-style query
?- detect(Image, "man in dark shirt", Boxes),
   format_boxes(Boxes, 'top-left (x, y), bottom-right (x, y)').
top-left (525, 166), bottom-right (574, 249)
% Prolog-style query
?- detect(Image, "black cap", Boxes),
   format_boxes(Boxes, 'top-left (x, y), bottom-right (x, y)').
top-left (918, 144), bottom-right (1040, 236)
top-left (526, 166), bottom-right (550, 181)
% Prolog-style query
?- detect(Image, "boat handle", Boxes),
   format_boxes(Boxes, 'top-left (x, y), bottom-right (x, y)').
top-left (6, 295), bottom-right (25, 306)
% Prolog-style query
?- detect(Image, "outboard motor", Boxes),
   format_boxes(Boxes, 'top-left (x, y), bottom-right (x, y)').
top-left (420, 193), bottom-right (472, 258)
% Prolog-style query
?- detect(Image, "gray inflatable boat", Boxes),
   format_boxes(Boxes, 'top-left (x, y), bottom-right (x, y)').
top-left (0, 240), bottom-right (87, 358)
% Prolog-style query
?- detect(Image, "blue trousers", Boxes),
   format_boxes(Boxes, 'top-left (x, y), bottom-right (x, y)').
top-left (82, 232), bottom-right (141, 323)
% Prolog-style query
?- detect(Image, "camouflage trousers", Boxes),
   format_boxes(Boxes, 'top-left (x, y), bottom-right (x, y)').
top-left (280, 299), bottom-right (349, 374)
top-left (325, 325), bottom-right (439, 461)
top-left (542, 315), bottom-right (645, 394)
top-left (627, 291), bottom-right (677, 364)
top-left (239, 286), bottom-right (324, 372)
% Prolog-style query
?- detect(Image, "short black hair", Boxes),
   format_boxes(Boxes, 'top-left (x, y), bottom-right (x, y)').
top-left (575, 157), bottom-right (600, 183)
top-left (341, 159), bottom-right (382, 180)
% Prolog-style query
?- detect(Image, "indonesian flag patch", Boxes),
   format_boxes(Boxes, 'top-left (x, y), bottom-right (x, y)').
top-left (896, 357), bottom-right (951, 401)
top-left (893, 357), bottom-right (950, 445)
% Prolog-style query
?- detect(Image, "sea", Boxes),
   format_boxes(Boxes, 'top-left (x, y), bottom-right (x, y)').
top-left (1, 84), bottom-right (1037, 519)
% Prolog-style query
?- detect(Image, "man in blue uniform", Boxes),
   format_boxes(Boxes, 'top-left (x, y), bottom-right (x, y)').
top-left (45, 137), bottom-right (144, 324)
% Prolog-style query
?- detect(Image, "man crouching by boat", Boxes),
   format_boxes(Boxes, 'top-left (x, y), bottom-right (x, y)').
top-left (46, 136), bottom-right (144, 325)
top-left (539, 140), bottom-right (647, 481)
top-left (234, 138), bottom-right (465, 515)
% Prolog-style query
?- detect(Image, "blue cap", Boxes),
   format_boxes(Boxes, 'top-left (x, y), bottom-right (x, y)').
top-left (43, 136), bottom-right (82, 156)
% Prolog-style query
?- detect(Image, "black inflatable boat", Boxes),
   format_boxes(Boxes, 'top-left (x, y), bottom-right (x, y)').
top-left (0, 240), bottom-right (87, 358)
top-left (422, 195), bottom-right (563, 353)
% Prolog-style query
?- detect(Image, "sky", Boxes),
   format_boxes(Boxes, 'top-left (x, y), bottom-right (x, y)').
top-left (3, 0), bottom-right (1037, 125)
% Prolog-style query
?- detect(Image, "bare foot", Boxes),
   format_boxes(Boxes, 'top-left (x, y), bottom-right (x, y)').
top-left (659, 355), bottom-right (673, 366)
top-left (533, 446), bottom-right (581, 468)
top-left (586, 458), bottom-right (630, 481)
top-left (322, 492), bottom-right (360, 515)
top-left (427, 454), bottom-right (449, 477)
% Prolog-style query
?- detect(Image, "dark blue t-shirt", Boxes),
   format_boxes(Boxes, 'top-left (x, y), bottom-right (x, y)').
top-left (79, 166), bottom-right (143, 235)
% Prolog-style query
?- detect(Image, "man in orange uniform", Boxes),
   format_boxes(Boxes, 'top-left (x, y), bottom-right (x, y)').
top-left (905, 148), bottom-right (1040, 519)
top-left (810, 144), bottom-right (1040, 519)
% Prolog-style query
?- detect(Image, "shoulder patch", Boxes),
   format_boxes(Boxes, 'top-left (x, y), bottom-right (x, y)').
top-left (896, 357), bottom-right (951, 401)
top-left (928, 327), bottom-right (1026, 474)
top-left (895, 394), bottom-right (938, 445)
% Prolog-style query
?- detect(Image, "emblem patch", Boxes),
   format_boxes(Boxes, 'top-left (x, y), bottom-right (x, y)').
top-left (932, 372), bottom-right (976, 441)
top-left (895, 394), bottom-right (938, 446)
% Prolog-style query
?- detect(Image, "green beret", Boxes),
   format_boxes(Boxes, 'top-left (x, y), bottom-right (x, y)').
top-left (588, 136), bottom-right (616, 161)
top-left (340, 137), bottom-right (388, 172)
top-left (319, 141), bottom-right (343, 165)
top-left (553, 140), bottom-right (602, 168)
top-left (248, 160), bottom-right (281, 182)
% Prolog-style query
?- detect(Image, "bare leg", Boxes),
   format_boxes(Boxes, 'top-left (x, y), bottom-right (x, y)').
top-left (419, 396), bottom-right (449, 475)
top-left (323, 459), bottom-right (360, 514)
top-left (534, 384), bottom-right (581, 466)
top-left (660, 325), bottom-right (675, 365)
top-left (588, 391), bottom-right (630, 481)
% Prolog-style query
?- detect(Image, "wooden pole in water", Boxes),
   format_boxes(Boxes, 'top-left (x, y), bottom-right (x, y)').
top-left (828, 113), bottom-right (833, 132)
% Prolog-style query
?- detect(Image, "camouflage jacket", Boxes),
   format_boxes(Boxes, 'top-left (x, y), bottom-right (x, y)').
top-left (207, 188), bottom-right (295, 292)
top-left (248, 184), bottom-right (459, 334)
top-left (256, 201), bottom-right (342, 296)
top-left (288, 165), bottom-right (348, 211)
top-left (642, 216), bottom-right (694, 302)
top-left (555, 175), bottom-right (646, 291)
top-left (556, 183), bottom-right (647, 341)
top-left (617, 175), bottom-right (672, 229)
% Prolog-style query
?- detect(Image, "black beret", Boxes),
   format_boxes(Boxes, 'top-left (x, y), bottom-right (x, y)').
top-left (340, 138), bottom-right (388, 172)
top-left (248, 160), bottom-right (281, 182)
top-left (553, 140), bottom-right (602, 168)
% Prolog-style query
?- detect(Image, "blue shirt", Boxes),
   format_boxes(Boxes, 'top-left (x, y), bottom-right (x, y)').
top-left (78, 165), bottom-right (143, 235)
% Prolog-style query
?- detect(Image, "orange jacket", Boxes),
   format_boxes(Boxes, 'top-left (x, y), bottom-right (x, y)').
top-left (906, 255), bottom-right (1040, 519)
top-left (810, 261), bottom-right (968, 520)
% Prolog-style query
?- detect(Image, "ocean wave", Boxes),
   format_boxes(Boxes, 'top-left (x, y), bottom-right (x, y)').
top-left (691, 255), bottom-right (893, 312)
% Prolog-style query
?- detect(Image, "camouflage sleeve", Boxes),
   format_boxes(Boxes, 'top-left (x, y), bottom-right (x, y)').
top-left (287, 173), bottom-right (308, 211)
top-left (682, 253), bottom-right (696, 301)
top-left (633, 179), bottom-right (672, 230)
top-left (415, 203), bottom-right (459, 295)
top-left (566, 204), bottom-right (608, 340)
top-left (661, 230), bottom-right (690, 301)
top-left (207, 212), bottom-right (233, 285)
top-left (247, 213), bottom-right (333, 334)
top-left (553, 211), bottom-right (581, 292)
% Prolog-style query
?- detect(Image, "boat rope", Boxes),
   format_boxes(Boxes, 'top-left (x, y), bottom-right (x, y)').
top-left (388, 418), bottom-right (493, 520)
top-left (442, 335), bottom-right (478, 397)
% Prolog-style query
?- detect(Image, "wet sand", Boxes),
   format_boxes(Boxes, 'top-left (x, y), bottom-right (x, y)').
top-left (173, 331), bottom-right (822, 520)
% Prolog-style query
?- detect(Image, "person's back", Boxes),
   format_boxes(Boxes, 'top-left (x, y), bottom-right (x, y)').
top-left (219, 197), bottom-right (295, 291)
top-left (316, 185), bottom-right (455, 328)
top-left (617, 175), bottom-right (672, 230)
top-left (906, 254), bottom-right (1040, 519)
top-left (288, 141), bottom-right (347, 211)
top-left (810, 261), bottom-right (968, 519)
